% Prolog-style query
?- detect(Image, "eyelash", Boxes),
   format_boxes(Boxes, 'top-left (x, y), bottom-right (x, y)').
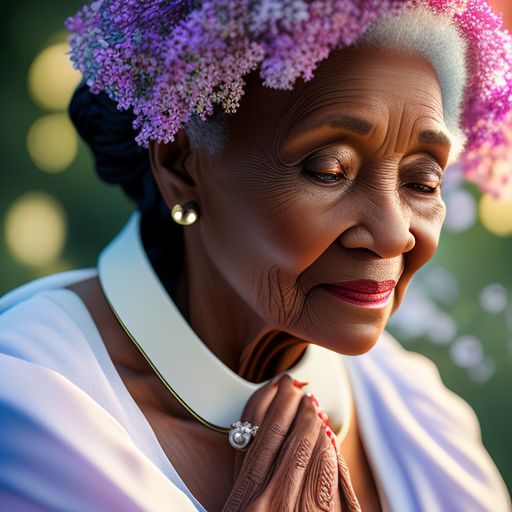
top-left (302, 153), bottom-right (348, 185)
top-left (304, 170), bottom-right (344, 184)
top-left (302, 153), bottom-right (442, 193)
top-left (406, 182), bottom-right (439, 194)
top-left (305, 169), bottom-right (441, 195)
top-left (404, 159), bottom-right (443, 194)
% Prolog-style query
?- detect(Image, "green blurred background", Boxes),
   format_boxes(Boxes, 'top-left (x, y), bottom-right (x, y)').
top-left (1, 0), bottom-right (511, 497)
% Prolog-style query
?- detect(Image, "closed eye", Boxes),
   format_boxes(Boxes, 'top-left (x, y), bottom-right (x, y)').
top-left (401, 154), bottom-right (443, 194)
top-left (302, 152), bottom-right (349, 186)
top-left (407, 182), bottom-right (440, 194)
top-left (304, 170), bottom-right (345, 184)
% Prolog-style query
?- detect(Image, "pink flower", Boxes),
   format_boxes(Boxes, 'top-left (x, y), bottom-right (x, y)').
top-left (66, 0), bottom-right (512, 197)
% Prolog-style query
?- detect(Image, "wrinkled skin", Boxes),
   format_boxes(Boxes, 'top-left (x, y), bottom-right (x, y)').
top-left (70, 46), bottom-right (451, 511)
top-left (223, 375), bottom-right (347, 512)
top-left (150, 46), bottom-right (449, 371)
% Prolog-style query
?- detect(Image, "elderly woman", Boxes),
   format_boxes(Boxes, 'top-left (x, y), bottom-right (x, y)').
top-left (0, 1), bottom-right (511, 511)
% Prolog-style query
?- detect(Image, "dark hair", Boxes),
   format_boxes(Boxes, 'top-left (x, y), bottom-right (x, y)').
top-left (69, 83), bottom-right (184, 294)
top-left (68, 82), bottom-right (166, 216)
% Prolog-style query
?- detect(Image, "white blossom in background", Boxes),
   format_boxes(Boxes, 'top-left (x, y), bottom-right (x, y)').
top-left (429, 314), bottom-right (458, 344)
top-left (389, 287), bottom-right (456, 344)
top-left (480, 283), bottom-right (509, 314)
top-left (467, 357), bottom-right (497, 383)
top-left (422, 266), bottom-right (460, 304)
top-left (442, 161), bottom-right (465, 192)
top-left (449, 335), bottom-right (484, 368)
top-left (387, 238), bottom-right (506, 384)
top-left (441, 162), bottom-right (477, 233)
top-left (443, 189), bottom-right (477, 233)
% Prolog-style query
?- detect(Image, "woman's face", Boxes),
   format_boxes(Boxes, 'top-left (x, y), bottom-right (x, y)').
top-left (160, 46), bottom-right (451, 356)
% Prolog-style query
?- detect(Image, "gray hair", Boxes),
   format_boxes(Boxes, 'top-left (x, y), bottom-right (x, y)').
top-left (357, 5), bottom-right (467, 163)
top-left (185, 108), bottom-right (230, 162)
top-left (185, 5), bottom-right (468, 164)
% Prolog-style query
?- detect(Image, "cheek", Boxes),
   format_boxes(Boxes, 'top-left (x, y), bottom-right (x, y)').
top-left (409, 201), bottom-right (446, 271)
top-left (393, 201), bottom-right (445, 311)
top-left (197, 165), bottom-right (323, 320)
top-left (207, 160), bottom-right (335, 273)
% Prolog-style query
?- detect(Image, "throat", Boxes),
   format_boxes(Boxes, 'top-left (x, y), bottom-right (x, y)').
top-left (238, 331), bottom-right (309, 383)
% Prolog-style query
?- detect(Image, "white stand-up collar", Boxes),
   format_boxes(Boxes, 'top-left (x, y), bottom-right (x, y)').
top-left (98, 212), bottom-right (352, 437)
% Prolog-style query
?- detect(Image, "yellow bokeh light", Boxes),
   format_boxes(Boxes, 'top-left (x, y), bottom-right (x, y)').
top-left (28, 42), bottom-right (81, 111)
top-left (27, 114), bottom-right (78, 173)
top-left (479, 193), bottom-right (512, 237)
top-left (4, 192), bottom-right (67, 267)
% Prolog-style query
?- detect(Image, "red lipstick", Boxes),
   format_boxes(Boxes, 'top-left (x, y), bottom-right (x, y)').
top-left (322, 279), bottom-right (395, 308)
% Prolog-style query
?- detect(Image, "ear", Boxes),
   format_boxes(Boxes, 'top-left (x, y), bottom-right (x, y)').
top-left (148, 130), bottom-right (197, 209)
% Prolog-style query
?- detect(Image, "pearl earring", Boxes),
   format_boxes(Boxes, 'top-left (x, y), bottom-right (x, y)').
top-left (171, 203), bottom-right (199, 226)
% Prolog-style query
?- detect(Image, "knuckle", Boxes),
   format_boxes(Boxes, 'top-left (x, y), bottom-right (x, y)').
top-left (246, 424), bottom-right (285, 484)
top-left (315, 451), bottom-right (337, 511)
top-left (292, 436), bottom-right (312, 470)
top-left (224, 478), bottom-right (254, 511)
top-left (270, 422), bottom-right (286, 436)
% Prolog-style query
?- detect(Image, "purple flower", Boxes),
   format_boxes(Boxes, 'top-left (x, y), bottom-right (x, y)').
top-left (66, 0), bottom-right (512, 197)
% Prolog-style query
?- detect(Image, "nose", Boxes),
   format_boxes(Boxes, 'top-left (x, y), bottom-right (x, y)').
top-left (338, 194), bottom-right (416, 259)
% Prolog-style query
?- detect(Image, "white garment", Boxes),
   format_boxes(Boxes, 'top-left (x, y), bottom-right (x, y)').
top-left (0, 269), bottom-right (510, 512)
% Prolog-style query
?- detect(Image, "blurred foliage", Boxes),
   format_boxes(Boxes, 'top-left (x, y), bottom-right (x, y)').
top-left (0, 0), bottom-right (510, 498)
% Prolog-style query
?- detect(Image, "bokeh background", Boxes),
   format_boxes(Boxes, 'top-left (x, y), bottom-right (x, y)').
top-left (1, 0), bottom-right (511, 497)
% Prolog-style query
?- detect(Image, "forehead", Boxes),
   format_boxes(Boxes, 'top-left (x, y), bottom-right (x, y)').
top-left (229, 46), bottom-right (448, 158)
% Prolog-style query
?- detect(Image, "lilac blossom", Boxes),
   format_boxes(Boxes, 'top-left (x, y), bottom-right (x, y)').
top-left (66, 0), bottom-right (512, 197)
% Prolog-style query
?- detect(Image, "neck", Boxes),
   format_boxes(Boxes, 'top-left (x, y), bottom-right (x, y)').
top-left (149, 223), bottom-right (307, 382)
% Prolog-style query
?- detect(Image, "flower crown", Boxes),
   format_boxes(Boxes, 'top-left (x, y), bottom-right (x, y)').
top-left (66, 0), bottom-right (512, 198)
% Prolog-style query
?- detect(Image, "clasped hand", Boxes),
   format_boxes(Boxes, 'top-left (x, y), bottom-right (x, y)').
top-left (222, 375), bottom-right (360, 511)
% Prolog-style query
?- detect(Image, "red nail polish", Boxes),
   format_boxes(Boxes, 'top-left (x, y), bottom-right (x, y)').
top-left (325, 426), bottom-right (337, 449)
top-left (319, 411), bottom-right (331, 428)
top-left (293, 379), bottom-right (309, 389)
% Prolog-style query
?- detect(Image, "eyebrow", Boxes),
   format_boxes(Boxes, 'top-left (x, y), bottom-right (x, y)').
top-left (298, 114), bottom-right (374, 136)
top-left (283, 115), bottom-right (452, 159)
top-left (417, 129), bottom-right (451, 147)
top-left (281, 114), bottom-right (373, 158)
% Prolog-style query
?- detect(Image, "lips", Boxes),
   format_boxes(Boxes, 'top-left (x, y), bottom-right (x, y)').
top-left (321, 279), bottom-right (396, 308)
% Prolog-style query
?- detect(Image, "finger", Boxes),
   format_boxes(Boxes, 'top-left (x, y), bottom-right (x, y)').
top-left (237, 375), bottom-right (305, 480)
top-left (337, 451), bottom-right (361, 512)
top-left (256, 393), bottom-right (322, 512)
top-left (300, 423), bottom-right (339, 512)
top-left (242, 376), bottom-right (309, 428)
top-left (224, 375), bottom-right (306, 510)
top-left (233, 376), bottom-right (280, 475)
top-left (240, 375), bottom-right (281, 431)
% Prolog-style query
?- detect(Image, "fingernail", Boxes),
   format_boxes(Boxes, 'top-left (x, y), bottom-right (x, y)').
top-left (307, 393), bottom-right (320, 408)
top-left (318, 410), bottom-right (331, 428)
top-left (293, 379), bottom-right (309, 389)
top-left (325, 426), bottom-right (337, 449)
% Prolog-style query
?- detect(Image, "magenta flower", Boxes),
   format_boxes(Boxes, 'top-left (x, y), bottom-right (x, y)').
top-left (66, 0), bottom-right (512, 197)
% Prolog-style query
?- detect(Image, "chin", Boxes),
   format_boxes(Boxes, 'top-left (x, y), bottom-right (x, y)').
top-left (297, 285), bottom-right (392, 356)
top-left (292, 313), bottom-right (388, 357)
top-left (321, 322), bottom-right (385, 356)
